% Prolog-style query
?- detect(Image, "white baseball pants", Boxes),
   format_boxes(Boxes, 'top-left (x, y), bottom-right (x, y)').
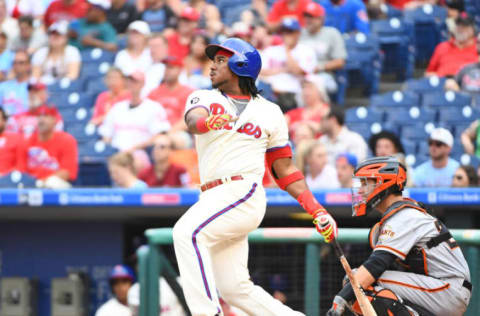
top-left (173, 178), bottom-right (304, 316)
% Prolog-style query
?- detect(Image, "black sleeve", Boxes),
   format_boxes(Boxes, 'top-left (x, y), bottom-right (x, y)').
top-left (363, 250), bottom-right (397, 280)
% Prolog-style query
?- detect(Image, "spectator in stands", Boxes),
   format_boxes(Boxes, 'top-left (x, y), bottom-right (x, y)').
top-left (229, 21), bottom-right (253, 43)
top-left (426, 14), bottom-right (478, 77)
top-left (108, 152), bottom-right (148, 188)
top-left (44, 0), bottom-right (89, 27)
top-left (100, 70), bottom-right (170, 152)
top-left (143, 33), bottom-right (167, 96)
top-left (166, 6), bottom-right (199, 62)
top-left (0, 0), bottom-right (19, 45)
top-left (148, 56), bottom-right (193, 130)
top-left (267, 0), bottom-right (312, 31)
top-left (461, 119), bottom-right (480, 158)
top-left (18, 104), bottom-right (78, 187)
top-left (320, 0), bottom-right (369, 34)
top-left (452, 164), bottom-right (478, 187)
top-left (5, 0), bottom-right (44, 20)
top-left (69, 0), bottom-right (117, 51)
top-left (138, 133), bottom-right (190, 187)
top-left (0, 50), bottom-right (31, 116)
top-left (260, 17), bottom-right (317, 112)
top-left (91, 67), bottom-right (130, 125)
top-left (0, 32), bottom-right (13, 81)
top-left (7, 83), bottom-right (63, 138)
top-left (141, 0), bottom-right (176, 33)
top-left (413, 127), bottom-right (459, 187)
top-left (180, 33), bottom-right (211, 89)
top-left (11, 16), bottom-right (47, 55)
top-left (368, 130), bottom-right (405, 157)
top-left (445, 33), bottom-right (480, 96)
top-left (32, 21), bottom-right (81, 85)
top-left (96, 265), bottom-right (135, 316)
top-left (285, 76), bottom-right (329, 137)
top-left (318, 107), bottom-right (368, 166)
top-left (336, 152), bottom-right (357, 188)
top-left (187, 0), bottom-right (222, 37)
top-left (114, 20), bottom-right (152, 75)
top-left (304, 141), bottom-right (340, 188)
top-left (106, 0), bottom-right (139, 34)
top-left (300, 2), bottom-right (346, 94)
top-left (0, 107), bottom-right (22, 176)
top-left (444, 0), bottom-right (464, 34)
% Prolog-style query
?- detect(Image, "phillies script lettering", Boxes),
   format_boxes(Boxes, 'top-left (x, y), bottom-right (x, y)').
top-left (210, 103), bottom-right (262, 138)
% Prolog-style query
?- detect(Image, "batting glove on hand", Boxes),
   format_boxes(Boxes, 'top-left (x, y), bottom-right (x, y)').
top-left (205, 113), bottom-right (236, 130)
top-left (313, 210), bottom-right (338, 243)
top-left (326, 296), bottom-right (347, 316)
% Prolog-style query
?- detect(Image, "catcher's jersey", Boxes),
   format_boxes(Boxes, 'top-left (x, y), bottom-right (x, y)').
top-left (370, 206), bottom-right (470, 281)
top-left (184, 89), bottom-right (288, 184)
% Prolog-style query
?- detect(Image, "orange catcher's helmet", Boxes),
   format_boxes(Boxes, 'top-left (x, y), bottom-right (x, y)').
top-left (351, 156), bottom-right (407, 217)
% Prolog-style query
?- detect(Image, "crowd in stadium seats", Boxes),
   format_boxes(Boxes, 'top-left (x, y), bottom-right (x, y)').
top-left (0, 0), bottom-right (478, 190)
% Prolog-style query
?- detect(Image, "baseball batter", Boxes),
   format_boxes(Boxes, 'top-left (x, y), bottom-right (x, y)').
top-left (172, 37), bottom-right (338, 316)
top-left (327, 156), bottom-right (471, 316)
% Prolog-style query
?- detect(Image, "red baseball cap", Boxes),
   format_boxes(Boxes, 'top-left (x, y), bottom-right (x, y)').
top-left (28, 82), bottom-right (47, 91)
top-left (163, 56), bottom-right (184, 67)
top-left (304, 2), bottom-right (325, 17)
top-left (180, 6), bottom-right (200, 21)
top-left (36, 105), bottom-right (58, 116)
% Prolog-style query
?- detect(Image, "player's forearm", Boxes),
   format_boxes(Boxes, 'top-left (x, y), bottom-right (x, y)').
top-left (323, 59), bottom-right (345, 72)
top-left (461, 133), bottom-right (475, 155)
top-left (355, 265), bottom-right (376, 289)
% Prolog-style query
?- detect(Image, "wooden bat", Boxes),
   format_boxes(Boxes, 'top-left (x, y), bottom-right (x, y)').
top-left (332, 239), bottom-right (377, 316)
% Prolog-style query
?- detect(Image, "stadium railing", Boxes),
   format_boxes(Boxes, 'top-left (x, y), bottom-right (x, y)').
top-left (138, 228), bottom-right (480, 316)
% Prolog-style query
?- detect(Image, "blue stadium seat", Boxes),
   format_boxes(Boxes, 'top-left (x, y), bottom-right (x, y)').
top-left (401, 122), bottom-right (434, 141)
top-left (74, 162), bottom-right (112, 187)
top-left (346, 122), bottom-right (372, 139)
top-left (422, 91), bottom-right (472, 108)
top-left (402, 139), bottom-right (417, 155)
top-left (385, 106), bottom-right (436, 124)
top-left (47, 78), bottom-right (86, 93)
top-left (438, 106), bottom-right (477, 124)
top-left (459, 154), bottom-right (480, 169)
top-left (85, 77), bottom-right (108, 97)
top-left (217, 0), bottom-right (250, 25)
top-left (370, 17), bottom-right (415, 81)
top-left (404, 76), bottom-right (446, 97)
top-left (60, 107), bottom-right (91, 125)
top-left (65, 122), bottom-right (100, 143)
top-left (257, 80), bottom-right (276, 103)
top-left (344, 33), bottom-right (383, 96)
top-left (49, 92), bottom-right (96, 109)
top-left (370, 90), bottom-right (420, 109)
top-left (380, 3), bottom-right (403, 18)
top-left (80, 61), bottom-right (111, 80)
top-left (0, 171), bottom-right (37, 188)
top-left (81, 48), bottom-right (115, 64)
top-left (345, 106), bottom-right (384, 123)
top-left (453, 123), bottom-right (472, 139)
top-left (79, 139), bottom-right (117, 163)
top-left (404, 4), bottom-right (448, 64)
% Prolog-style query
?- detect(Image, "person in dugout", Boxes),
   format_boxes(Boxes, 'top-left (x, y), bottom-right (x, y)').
top-left (95, 264), bottom-right (135, 316)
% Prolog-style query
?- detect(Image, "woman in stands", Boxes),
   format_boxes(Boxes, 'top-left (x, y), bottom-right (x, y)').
top-left (90, 67), bottom-right (130, 125)
top-left (31, 20), bottom-right (81, 85)
top-left (108, 152), bottom-right (148, 189)
top-left (179, 33), bottom-right (211, 89)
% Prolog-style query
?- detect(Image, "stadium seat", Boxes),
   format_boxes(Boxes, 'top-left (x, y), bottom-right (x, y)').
top-left (403, 4), bottom-right (448, 64)
top-left (0, 171), bottom-right (37, 188)
top-left (453, 123), bottom-right (471, 139)
top-left (459, 154), bottom-right (480, 169)
top-left (81, 48), bottom-right (116, 64)
top-left (47, 78), bottom-right (85, 93)
top-left (65, 122), bottom-right (100, 143)
top-left (217, 0), bottom-right (250, 25)
top-left (74, 162), bottom-right (112, 187)
top-left (370, 90), bottom-right (420, 109)
top-left (60, 107), bottom-right (91, 125)
top-left (401, 121), bottom-right (434, 141)
top-left (385, 105), bottom-right (436, 124)
top-left (380, 3), bottom-right (403, 18)
top-left (80, 61), bottom-right (111, 81)
top-left (422, 91), bottom-right (472, 108)
top-left (370, 17), bottom-right (415, 80)
top-left (344, 33), bottom-right (383, 96)
top-left (49, 91), bottom-right (96, 109)
top-left (402, 139), bottom-right (417, 155)
top-left (85, 77), bottom-right (108, 97)
top-left (404, 76), bottom-right (446, 98)
top-left (438, 105), bottom-right (477, 124)
top-left (79, 139), bottom-right (117, 163)
top-left (345, 106), bottom-right (384, 123)
top-left (257, 80), bottom-right (276, 103)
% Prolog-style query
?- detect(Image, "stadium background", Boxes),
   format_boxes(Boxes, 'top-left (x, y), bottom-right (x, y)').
top-left (0, 0), bottom-right (480, 315)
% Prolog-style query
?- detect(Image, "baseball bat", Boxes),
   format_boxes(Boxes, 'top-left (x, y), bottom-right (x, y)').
top-left (332, 239), bottom-right (377, 316)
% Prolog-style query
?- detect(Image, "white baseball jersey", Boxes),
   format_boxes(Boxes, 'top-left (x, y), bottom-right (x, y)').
top-left (95, 298), bottom-right (131, 316)
top-left (184, 89), bottom-right (289, 184)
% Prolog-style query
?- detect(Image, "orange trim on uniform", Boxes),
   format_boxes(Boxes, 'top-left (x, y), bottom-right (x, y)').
top-left (374, 245), bottom-right (407, 259)
top-left (369, 222), bottom-right (380, 249)
top-left (379, 203), bottom-right (427, 226)
top-left (422, 248), bottom-right (429, 276)
top-left (378, 279), bottom-right (450, 292)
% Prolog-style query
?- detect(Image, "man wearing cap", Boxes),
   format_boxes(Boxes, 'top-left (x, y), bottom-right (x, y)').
top-left (166, 6), bottom-right (199, 62)
top-left (260, 17), bottom-right (317, 112)
top-left (141, 0), bottom-right (176, 33)
top-left (7, 83), bottom-right (63, 138)
top-left (426, 14), bottom-right (478, 77)
top-left (106, 0), bottom-right (140, 34)
top-left (95, 264), bottom-right (134, 316)
top-left (0, 107), bottom-right (22, 176)
top-left (44, 0), bottom-right (89, 27)
top-left (413, 127), bottom-right (460, 187)
top-left (114, 20), bottom-right (152, 75)
top-left (300, 2), bottom-right (346, 93)
top-left (100, 70), bottom-right (170, 152)
top-left (17, 104), bottom-right (78, 187)
top-left (0, 50), bottom-right (31, 116)
top-left (68, 0), bottom-right (117, 51)
top-left (148, 56), bottom-right (193, 129)
top-left (320, 0), bottom-right (369, 34)
top-left (335, 153), bottom-right (356, 188)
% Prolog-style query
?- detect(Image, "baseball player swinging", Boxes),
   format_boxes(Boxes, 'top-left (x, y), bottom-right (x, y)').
top-left (327, 156), bottom-right (471, 316)
top-left (172, 37), bottom-right (338, 316)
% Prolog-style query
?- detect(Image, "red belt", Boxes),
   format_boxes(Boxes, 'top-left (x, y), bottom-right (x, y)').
top-left (200, 175), bottom-right (244, 192)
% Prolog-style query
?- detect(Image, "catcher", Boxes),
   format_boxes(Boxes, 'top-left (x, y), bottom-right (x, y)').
top-left (327, 156), bottom-right (471, 316)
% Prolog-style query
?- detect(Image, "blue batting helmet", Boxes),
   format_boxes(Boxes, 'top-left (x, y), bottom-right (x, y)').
top-left (205, 37), bottom-right (262, 80)
top-left (109, 264), bottom-right (135, 283)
